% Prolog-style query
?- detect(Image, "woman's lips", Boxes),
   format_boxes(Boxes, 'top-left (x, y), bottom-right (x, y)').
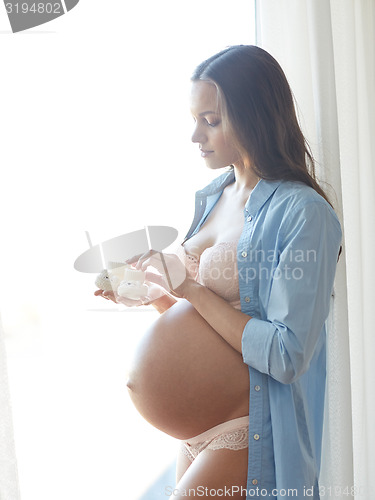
top-left (200, 149), bottom-right (214, 158)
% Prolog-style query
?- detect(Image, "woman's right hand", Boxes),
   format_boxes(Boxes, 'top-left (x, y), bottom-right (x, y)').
top-left (94, 279), bottom-right (168, 307)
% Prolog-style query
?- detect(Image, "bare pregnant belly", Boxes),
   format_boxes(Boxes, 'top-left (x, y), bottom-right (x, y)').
top-left (126, 299), bottom-right (250, 440)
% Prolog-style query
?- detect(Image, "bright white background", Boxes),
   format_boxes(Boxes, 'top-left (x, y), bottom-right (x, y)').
top-left (0, 2), bottom-right (255, 499)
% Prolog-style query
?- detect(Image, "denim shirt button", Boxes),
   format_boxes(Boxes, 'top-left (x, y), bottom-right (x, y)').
top-left (245, 296), bottom-right (251, 303)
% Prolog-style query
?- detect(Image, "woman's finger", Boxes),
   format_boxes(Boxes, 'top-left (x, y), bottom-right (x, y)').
top-left (95, 288), bottom-right (146, 307)
top-left (144, 254), bottom-right (187, 293)
top-left (126, 249), bottom-right (159, 266)
top-left (145, 270), bottom-right (167, 287)
top-left (116, 296), bottom-right (142, 306)
top-left (94, 289), bottom-right (115, 301)
top-left (136, 251), bottom-right (163, 271)
top-left (138, 257), bottom-right (161, 274)
top-left (103, 291), bottom-right (116, 301)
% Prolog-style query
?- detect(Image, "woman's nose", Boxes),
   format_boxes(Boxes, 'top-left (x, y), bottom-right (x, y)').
top-left (191, 123), bottom-right (206, 144)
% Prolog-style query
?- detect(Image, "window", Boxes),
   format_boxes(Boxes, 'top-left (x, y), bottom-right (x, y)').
top-left (0, 2), bottom-right (255, 499)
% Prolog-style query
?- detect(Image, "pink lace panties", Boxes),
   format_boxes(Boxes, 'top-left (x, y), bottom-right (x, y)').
top-left (181, 415), bottom-right (249, 462)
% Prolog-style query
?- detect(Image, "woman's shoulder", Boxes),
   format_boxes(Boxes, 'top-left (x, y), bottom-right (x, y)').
top-left (273, 180), bottom-right (337, 216)
top-left (270, 180), bottom-right (342, 240)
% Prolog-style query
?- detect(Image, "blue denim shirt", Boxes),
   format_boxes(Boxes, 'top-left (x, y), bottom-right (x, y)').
top-left (183, 169), bottom-right (342, 499)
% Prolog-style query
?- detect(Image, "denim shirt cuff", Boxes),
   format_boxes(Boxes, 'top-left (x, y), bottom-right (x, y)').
top-left (241, 317), bottom-right (275, 374)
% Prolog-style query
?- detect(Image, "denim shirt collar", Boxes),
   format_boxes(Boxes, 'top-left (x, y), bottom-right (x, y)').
top-left (196, 170), bottom-right (236, 197)
top-left (197, 169), bottom-right (283, 217)
top-left (183, 170), bottom-right (284, 244)
top-left (245, 178), bottom-right (283, 217)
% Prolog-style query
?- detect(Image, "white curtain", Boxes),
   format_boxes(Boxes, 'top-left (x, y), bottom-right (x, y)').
top-left (0, 315), bottom-right (21, 500)
top-left (256, 0), bottom-right (375, 498)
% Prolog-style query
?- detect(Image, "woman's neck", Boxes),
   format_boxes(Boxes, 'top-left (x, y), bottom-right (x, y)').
top-left (231, 164), bottom-right (260, 193)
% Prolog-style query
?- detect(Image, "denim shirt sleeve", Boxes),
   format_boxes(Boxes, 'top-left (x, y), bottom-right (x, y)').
top-left (241, 200), bottom-right (342, 384)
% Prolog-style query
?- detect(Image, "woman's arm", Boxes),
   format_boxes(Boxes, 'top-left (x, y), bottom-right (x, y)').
top-left (183, 280), bottom-right (251, 354)
top-left (136, 200), bottom-right (342, 384)
top-left (240, 201), bottom-right (342, 384)
top-left (184, 202), bottom-right (342, 383)
top-left (149, 293), bottom-right (178, 314)
top-left (133, 251), bottom-right (251, 349)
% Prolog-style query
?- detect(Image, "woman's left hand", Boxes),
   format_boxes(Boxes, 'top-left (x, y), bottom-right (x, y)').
top-left (131, 250), bottom-right (195, 299)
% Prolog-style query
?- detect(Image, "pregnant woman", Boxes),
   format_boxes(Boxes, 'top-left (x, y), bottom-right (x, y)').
top-left (96, 45), bottom-right (342, 499)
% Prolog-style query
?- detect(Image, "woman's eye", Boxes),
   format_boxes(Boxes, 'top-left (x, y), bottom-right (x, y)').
top-left (206, 120), bottom-right (220, 127)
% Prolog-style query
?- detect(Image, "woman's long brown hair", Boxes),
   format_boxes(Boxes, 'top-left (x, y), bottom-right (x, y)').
top-left (192, 45), bottom-right (333, 207)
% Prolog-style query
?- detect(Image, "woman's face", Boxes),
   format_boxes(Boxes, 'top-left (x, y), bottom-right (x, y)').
top-left (190, 80), bottom-right (241, 170)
